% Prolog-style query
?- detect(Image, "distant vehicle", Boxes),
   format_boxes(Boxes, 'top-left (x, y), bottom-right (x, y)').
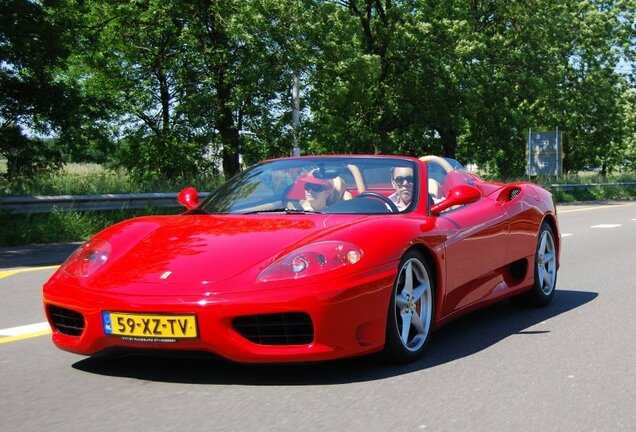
top-left (43, 154), bottom-right (560, 363)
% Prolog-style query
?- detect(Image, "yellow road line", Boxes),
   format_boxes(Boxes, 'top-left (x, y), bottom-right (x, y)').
top-left (0, 329), bottom-right (51, 344)
top-left (0, 265), bottom-right (59, 280)
top-left (559, 203), bottom-right (634, 214)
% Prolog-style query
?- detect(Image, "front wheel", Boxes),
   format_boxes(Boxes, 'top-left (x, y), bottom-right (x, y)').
top-left (384, 250), bottom-right (435, 363)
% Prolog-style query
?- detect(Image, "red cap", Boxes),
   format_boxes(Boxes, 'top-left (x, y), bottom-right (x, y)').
top-left (297, 174), bottom-right (332, 189)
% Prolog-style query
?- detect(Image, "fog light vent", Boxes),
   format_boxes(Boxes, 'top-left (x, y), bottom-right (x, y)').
top-left (233, 312), bottom-right (314, 345)
top-left (48, 305), bottom-right (85, 336)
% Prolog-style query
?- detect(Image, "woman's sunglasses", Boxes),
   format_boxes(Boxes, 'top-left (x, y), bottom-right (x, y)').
top-left (305, 183), bottom-right (330, 193)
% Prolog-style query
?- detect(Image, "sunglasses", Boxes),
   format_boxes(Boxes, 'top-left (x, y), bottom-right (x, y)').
top-left (393, 175), bottom-right (414, 185)
top-left (305, 183), bottom-right (329, 193)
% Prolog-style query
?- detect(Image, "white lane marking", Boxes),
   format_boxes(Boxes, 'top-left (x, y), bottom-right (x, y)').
top-left (561, 233), bottom-right (573, 237)
top-left (590, 224), bottom-right (622, 229)
top-left (0, 322), bottom-right (50, 336)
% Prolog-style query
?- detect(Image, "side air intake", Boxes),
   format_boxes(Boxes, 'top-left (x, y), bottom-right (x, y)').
top-left (497, 186), bottom-right (522, 203)
top-left (509, 187), bottom-right (521, 200)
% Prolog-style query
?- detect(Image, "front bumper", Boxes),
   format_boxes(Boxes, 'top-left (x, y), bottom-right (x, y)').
top-left (43, 270), bottom-right (395, 363)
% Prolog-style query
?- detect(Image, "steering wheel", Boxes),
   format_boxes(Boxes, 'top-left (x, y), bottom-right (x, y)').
top-left (356, 192), bottom-right (400, 213)
top-left (419, 155), bottom-right (454, 174)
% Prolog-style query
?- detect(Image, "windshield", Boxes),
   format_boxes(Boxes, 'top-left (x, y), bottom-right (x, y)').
top-left (198, 156), bottom-right (418, 215)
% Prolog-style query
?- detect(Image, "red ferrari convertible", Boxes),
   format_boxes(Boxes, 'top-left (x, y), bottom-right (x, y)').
top-left (43, 155), bottom-right (560, 363)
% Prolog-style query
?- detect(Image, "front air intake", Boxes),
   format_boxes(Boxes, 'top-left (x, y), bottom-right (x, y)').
top-left (48, 305), bottom-right (85, 336)
top-left (233, 312), bottom-right (314, 345)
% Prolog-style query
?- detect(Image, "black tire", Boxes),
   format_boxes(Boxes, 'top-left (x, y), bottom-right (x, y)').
top-left (384, 250), bottom-right (435, 363)
top-left (513, 222), bottom-right (558, 307)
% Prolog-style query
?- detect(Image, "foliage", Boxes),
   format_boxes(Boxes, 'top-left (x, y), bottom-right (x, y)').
top-left (0, 163), bottom-right (222, 195)
top-left (1, 0), bottom-right (635, 182)
top-left (0, 161), bottom-right (634, 246)
top-left (0, 207), bottom-right (181, 246)
top-left (56, 0), bottom-right (309, 181)
top-left (549, 184), bottom-right (636, 203)
top-left (0, 129), bottom-right (64, 177)
top-left (0, 0), bottom-right (78, 178)
top-left (622, 89), bottom-right (636, 171)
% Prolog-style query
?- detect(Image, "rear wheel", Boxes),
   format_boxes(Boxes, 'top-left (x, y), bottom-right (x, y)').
top-left (514, 222), bottom-right (558, 307)
top-left (384, 250), bottom-right (434, 363)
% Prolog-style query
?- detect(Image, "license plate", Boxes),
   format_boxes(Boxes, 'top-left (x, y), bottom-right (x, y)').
top-left (102, 312), bottom-right (198, 339)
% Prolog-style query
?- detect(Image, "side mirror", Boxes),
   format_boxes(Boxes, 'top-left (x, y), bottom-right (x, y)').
top-left (177, 186), bottom-right (200, 210)
top-left (431, 184), bottom-right (481, 215)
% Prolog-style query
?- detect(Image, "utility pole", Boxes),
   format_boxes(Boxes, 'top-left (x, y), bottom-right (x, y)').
top-left (291, 73), bottom-right (301, 156)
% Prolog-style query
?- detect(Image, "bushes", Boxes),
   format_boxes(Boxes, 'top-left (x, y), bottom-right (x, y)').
top-left (1, 163), bottom-right (222, 196)
top-left (549, 184), bottom-right (636, 203)
top-left (0, 207), bottom-right (181, 247)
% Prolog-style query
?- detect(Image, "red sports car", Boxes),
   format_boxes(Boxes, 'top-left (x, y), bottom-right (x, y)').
top-left (43, 155), bottom-right (560, 363)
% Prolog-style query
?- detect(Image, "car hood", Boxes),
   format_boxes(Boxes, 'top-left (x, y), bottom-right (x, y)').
top-left (99, 214), bottom-right (366, 285)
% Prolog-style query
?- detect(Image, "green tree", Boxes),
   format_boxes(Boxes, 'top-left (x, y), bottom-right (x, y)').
top-left (0, 0), bottom-right (76, 178)
top-left (306, 1), bottom-right (436, 156)
top-left (180, 0), bottom-right (303, 177)
top-left (622, 88), bottom-right (636, 170)
top-left (67, 0), bottom-right (308, 180)
top-left (537, 0), bottom-right (635, 174)
top-left (307, 0), bottom-right (635, 177)
top-left (68, 1), bottom-right (207, 180)
top-left (5, 0), bottom-right (634, 183)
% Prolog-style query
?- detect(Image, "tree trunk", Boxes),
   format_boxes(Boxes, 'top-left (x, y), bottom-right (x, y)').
top-left (221, 142), bottom-right (240, 179)
top-left (157, 70), bottom-right (176, 178)
top-left (438, 127), bottom-right (457, 159)
top-left (216, 71), bottom-right (240, 178)
top-left (197, 0), bottom-right (241, 179)
top-left (562, 136), bottom-right (572, 174)
top-left (158, 71), bottom-right (171, 136)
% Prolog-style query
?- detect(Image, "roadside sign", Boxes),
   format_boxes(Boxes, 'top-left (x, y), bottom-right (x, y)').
top-left (527, 129), bottom-right (562, 178)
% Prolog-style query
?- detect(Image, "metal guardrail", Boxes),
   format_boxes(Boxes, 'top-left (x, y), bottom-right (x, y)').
top-left (0, 182), bottom-right (634, 214)
top-left (541, 182), bottom-right (636, 192)
top-left (0, 192), bottom-right (210, 214)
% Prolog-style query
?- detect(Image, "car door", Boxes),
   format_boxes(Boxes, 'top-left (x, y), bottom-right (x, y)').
top-left (435, 197), bottom-right (510, 317)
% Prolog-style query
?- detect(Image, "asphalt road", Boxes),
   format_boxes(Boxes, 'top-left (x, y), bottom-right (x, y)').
top-left (1, 202), bottom-right (635, 432)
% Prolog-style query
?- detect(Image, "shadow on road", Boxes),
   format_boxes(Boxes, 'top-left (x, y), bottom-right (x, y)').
top-left (72, 288), bottom-right (597, 385)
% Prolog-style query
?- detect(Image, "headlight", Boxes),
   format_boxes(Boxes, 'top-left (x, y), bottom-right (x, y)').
top-left (257, 241), bottom-right (363, 282)
top-left (61, 238), bottom-right (112, 278)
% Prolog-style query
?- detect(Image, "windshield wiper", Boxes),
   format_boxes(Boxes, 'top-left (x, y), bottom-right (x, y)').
top-left (243, 208), bottom-right (323, 215)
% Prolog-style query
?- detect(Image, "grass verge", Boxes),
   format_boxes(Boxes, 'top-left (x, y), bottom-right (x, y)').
top-left (3, 183), bottom-right (634, 247)
top-left (1, 165), bottom-right (634, 247)
top-left (546, 184), bottom-right (636, 203)
top-left (0, 207), bottom-right (181, 247)
top-left (0, 163), bottom-right (222, 195)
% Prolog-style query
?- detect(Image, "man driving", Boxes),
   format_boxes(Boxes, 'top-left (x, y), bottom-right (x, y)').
top-left (389, 166), bottom-right (414, 211)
